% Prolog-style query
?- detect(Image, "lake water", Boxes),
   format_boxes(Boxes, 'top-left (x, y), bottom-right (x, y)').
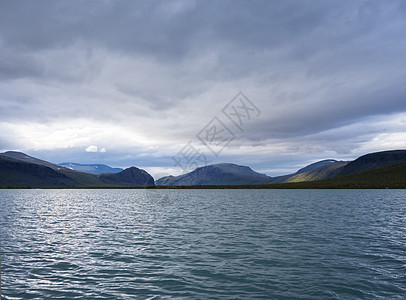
top-left (1, 189), bottom-right (405, 299)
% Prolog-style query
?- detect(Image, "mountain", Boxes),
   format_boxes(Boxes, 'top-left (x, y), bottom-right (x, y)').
top-left (1, 151), bottom-right (68, 171)
top-left (285, 150), bottom-right (406, 183)
top-left (285, 161), bottom-right (348, 183)
top-left (156, 163), bottom-right (271, 186)
top-left (156, 150), bottom-right (406, 187)
top-left (99, 167), bottom-right (155, 187)
top-left (0, 155), bottom-right (75, 187)
top-left (265, 160), bottom-right (347, 184)
top-left (296, 159), bottom-right (337, 174)
top-left (337, 150), bottom-right (406, 176)
top-left (155, 175), bottom-right (177, 186)
top-left (59, 163), bottom-right (123, 175)
top-left (0, 151), bottom-right (154, 188)
top-left (156, 160), bottom-right (349, 186)
top-left (2, 149), bottom-right (406, 188)
top-left (255, 161), bottom-right (406, 189)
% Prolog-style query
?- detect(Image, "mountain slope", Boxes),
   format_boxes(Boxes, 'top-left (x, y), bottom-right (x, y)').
top-left (156, 163), bottom-right (271, 186)
top-left (0, 155), bottom-right (75, 187)
top-left (296, 159), bottom-right (337, 174)
top-left (267, 160), bottom-right (346, 183)
top-left (337, 150), bottom-right (406, 176)
top-left (0, 151), bottom-right (68, 171)
top-left (59, 163), bottom-right (123, 175)
top-left (261, 161), bottom-right (406, 189)
top-left (286, 161), bottom-right (348, 182)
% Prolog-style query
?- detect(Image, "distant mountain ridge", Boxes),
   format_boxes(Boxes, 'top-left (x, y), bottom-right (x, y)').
top-left (59, 163), bottom-right (123, 175)
top-left (0, 152), bottom-right (154, 188)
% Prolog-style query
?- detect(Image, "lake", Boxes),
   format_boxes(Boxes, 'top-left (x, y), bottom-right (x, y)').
top-left (1, 189), bottom-right (405, 299)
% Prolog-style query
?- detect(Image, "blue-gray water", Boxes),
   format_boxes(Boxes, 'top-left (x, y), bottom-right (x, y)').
top-left (1, 189), bottom-right (405, 299)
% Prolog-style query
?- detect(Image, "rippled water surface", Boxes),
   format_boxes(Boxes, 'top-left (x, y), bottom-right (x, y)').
top-left (1, 189), bottom-right (406, 299)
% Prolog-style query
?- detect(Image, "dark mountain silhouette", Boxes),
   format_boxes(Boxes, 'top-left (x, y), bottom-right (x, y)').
top-left (337, 150), bottom-right (406, 176)
top-left (0, 155), bottom-right (75, 187)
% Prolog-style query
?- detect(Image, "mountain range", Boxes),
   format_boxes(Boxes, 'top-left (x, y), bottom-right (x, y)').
top-left (1, 150), bottom-right (406, 188)
top-left (155, 159), bottom-right (349, 186)
top-left (0, 151), bottom-right (154, 188)
top-left (155, 150), bottom-right (406, 187)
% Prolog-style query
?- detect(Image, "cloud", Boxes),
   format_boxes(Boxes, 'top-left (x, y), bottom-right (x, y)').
top-left (85, 145), bottom-right (98, 152)
top-left (85, 145), bottom-right (109, 153)
top-left (1, 1), bottom-right (406, 174)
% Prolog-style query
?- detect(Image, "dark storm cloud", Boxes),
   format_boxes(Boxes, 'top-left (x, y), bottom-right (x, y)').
top-left (0, 2), bottom-right (298, 49)
top-left (1, 0), bottom-right (386, 63)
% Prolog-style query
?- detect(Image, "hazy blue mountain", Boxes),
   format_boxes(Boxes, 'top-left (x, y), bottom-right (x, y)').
top-left (156, 175), bottom-right (177, 186)
top-left (59, 163), bottom-right (123, 175)
top-left (337, 150), bottom-right (406, 176)
top-left (0, 152), bottom-right (154, 188)
top-left (156, 163), bottom-right (272, 186)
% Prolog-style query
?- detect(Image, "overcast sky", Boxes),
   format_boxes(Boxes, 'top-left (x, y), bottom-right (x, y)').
top-left (1, 0), bottom-right (406, 177)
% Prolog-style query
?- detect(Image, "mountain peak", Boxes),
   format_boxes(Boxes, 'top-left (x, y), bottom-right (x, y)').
top-left (99, 166), bottom-right (155, 186)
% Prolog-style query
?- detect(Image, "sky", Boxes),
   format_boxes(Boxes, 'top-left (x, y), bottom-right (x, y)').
top-left (1, 0), bottom-right (406, 178)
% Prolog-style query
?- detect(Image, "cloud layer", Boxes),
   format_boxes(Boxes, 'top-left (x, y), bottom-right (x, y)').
top-left (1, 0), bottom-right (406, 176)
